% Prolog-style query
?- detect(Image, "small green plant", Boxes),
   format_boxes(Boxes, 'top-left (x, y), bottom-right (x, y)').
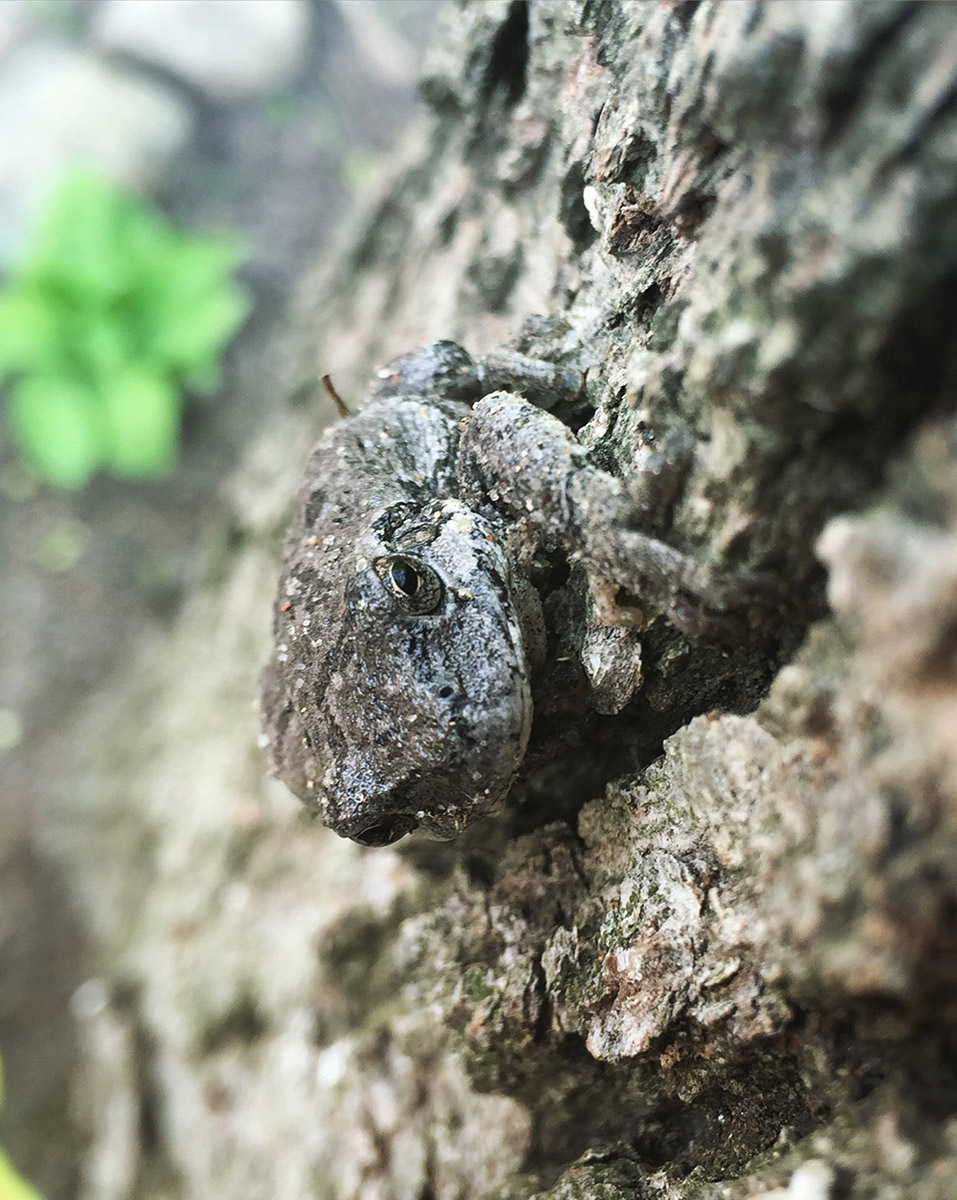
top-left (0, 169), bottom-right (250, 488)
top-left (0, 1055), bottom-right (41, 1200)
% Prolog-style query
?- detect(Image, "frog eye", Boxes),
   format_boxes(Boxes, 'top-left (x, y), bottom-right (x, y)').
top-left (375, 555), bottom-right (443, 614)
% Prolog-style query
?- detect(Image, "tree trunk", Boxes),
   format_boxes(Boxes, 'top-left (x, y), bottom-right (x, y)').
top-left (42, 2), bottom-right (957, 1196)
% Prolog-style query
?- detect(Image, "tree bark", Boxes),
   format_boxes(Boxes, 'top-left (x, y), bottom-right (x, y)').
top-left (44, 2), bottom-right (957, 1196)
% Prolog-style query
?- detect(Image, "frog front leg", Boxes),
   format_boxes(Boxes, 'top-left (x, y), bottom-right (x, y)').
top-left (458, 392), bottom-right (778, 643)
top-left (369, 340), bottom-right (583, 410)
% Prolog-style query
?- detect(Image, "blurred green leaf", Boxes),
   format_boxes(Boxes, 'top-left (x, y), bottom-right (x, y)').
top-left (0, 289), bottom-right (63, 380)
top-left (9, 376), bottom-right (104, 489)
top-left (100, 368), bottom-right (180, 478)
top-left (0, 169), bottom-right (251, 488)
top-left (150, 278), bottom-right (250, 374)
top-left (22, 169), bottom-right (128, 301)
top-left (0, 1151), bottom-right (41, 1200)
top-left (135, 234), bottom-right (248, 365)
top-left (74, 312), bottom-right (133, 381)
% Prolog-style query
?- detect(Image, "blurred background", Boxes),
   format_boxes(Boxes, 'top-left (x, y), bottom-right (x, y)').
top-left (0, 1), bottom-right (440, 1194)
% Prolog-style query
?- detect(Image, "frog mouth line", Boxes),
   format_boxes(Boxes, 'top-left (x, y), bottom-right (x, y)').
top-left (342, 778), bottom-right (495, 845)
top-left (350, 814), bottom-right (418, 847)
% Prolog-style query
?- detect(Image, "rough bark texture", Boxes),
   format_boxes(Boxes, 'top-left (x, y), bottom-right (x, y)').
top-left (35, 2), bottom-right (957, 1197)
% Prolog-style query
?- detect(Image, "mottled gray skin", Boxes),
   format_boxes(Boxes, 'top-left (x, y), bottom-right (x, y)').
top-left (263, 341), bottom-right (768, 846)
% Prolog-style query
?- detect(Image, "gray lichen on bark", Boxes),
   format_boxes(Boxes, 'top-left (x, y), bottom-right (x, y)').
top-left (44, 1), bottom-right (957, 1197)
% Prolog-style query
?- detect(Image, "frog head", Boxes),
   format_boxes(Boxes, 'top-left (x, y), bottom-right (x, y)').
top-left (264, 495), bottom-right (537, 844)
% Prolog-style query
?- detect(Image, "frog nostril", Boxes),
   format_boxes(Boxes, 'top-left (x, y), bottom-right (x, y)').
top-left (437, 684), bottom-right (454, 700)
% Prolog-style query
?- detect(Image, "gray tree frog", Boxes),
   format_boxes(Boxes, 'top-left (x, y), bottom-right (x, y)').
top-left (262, 340), bottom-right (769, 846)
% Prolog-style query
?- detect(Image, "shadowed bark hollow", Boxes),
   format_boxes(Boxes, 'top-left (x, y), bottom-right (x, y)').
top-left (31, 2), bottom-right (957, 1197)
